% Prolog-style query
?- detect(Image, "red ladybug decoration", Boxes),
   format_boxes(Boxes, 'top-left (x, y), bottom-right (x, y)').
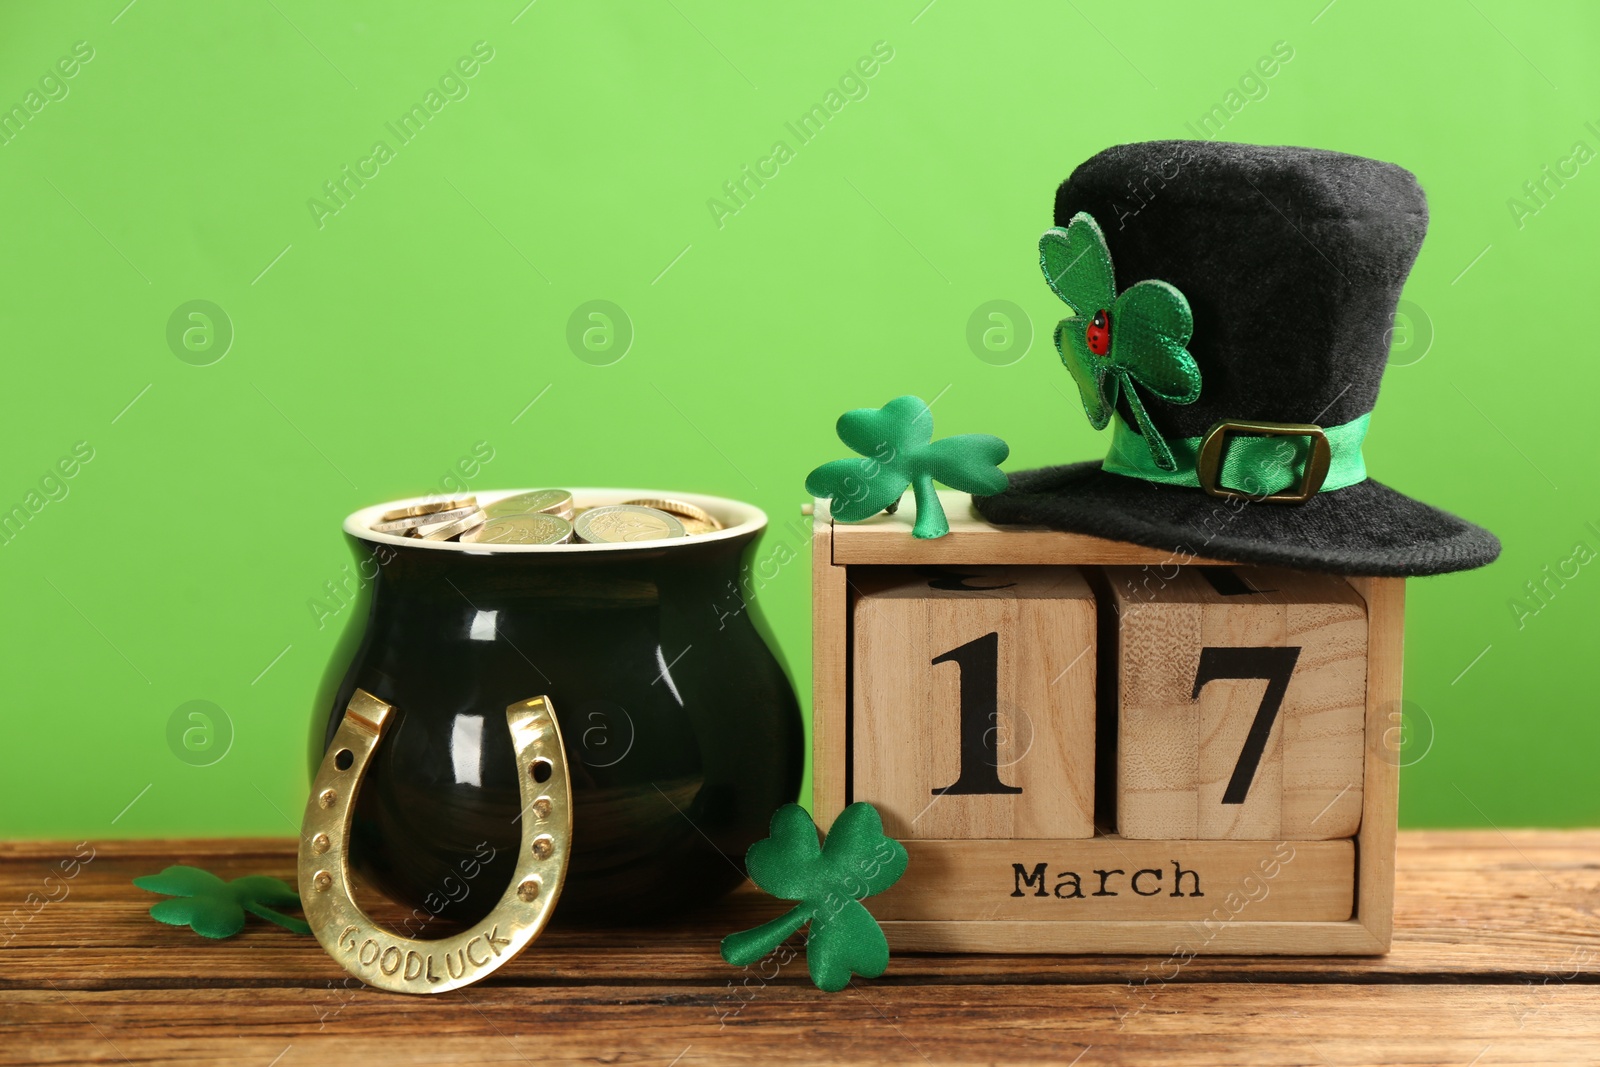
top-left (1085, 309), bottom-right (1112, 356)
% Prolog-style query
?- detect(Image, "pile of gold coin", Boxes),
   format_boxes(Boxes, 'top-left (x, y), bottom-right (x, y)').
top-left (368, 491), bottom-right (725, 546)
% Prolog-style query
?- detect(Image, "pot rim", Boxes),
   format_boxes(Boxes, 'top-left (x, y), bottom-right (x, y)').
top-left (344, 487), bottom-right (768, 555)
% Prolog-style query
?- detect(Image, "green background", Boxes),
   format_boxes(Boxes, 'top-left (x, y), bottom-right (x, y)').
top-left (2, 0), bottom-right (1594, 840)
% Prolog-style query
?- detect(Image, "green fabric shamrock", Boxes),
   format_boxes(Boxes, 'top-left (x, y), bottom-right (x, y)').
top-left (1041, 211), bottom-right (1200, 472)
top-left (721, 803), bottom-right (908, 992)
top-left (804, 395), bottom-right (1009, 539)
top-left (134, 865), bottom-right (311, 938)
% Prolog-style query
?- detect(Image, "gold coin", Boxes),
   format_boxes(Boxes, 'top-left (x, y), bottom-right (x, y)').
top-left (665, 515), bottom-right (718, 536)
top-left (370, 506), bottom-right (479, 535)
top-left (379, 496), bottom-right (477, 522)
top-left (573, 505), bottom-right (686, 544)
top-left (621, 498), bottom-right (723, 536)
top-left (417, 509), bottom-right (487, 541)
top-left (484, 490), bottom-right (574, 521)
top-left (461, 514), bottom-right (574, 546)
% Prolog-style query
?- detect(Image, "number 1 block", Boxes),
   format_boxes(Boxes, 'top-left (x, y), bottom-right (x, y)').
top-left (852, 567), bottom-right (1096, 841)
top-left (1106, 566), bottom-right (1367, 840)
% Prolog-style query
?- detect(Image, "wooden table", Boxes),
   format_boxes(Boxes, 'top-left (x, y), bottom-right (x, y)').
top-left (3, 832), bottom-right (1598, 1066)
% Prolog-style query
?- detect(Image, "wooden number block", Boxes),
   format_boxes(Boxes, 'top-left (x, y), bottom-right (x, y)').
top-left (851, 566), bottom-right (1095, 841)
top-left (1106, 566), bottom-right (1367, 840)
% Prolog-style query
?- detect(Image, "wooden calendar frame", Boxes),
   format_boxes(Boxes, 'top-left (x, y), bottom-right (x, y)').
top-left (811, 492), bottom-right (1402, 955)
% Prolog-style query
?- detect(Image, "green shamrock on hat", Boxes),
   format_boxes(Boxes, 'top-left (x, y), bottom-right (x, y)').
top-left (1040, 211), bottom-right (1201, 472)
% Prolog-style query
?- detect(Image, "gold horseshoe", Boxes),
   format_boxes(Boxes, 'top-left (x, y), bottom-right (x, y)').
top-left (298, 688), bottom-right (572, 994)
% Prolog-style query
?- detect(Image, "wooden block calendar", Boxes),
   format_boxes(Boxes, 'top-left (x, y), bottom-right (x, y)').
top-left (813, 491), bottom-right (1404, 955)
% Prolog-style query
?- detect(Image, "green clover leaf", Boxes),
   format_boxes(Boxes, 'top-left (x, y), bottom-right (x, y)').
top-left (1040, 212), bottom-right (1200, 472)
top-left (721, 803), bottom-right (909, 992)
top-left (134, 865), bottom-right (310, 938)
top-left (805, 395), bottom-right (1010, 539)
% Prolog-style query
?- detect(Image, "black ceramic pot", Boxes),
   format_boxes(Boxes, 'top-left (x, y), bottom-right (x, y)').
top-left (311, 490), bottom-right (803, 926)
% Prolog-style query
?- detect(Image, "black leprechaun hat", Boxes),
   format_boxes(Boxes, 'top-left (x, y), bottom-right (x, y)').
top-left (974, 140), bottom-right (1500, 577)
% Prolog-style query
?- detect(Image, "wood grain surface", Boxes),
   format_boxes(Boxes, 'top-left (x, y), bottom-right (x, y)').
top-left (825, 491), bottom-right (1235, 567)
top-left (2, 832), bottom-right (1598, 1065)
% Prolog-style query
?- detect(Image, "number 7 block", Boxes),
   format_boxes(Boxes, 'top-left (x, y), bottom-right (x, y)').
top-left (851, 567), bottom-right (1096, 840)
top-left (1105, 566), bottom-right (1367, 840)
